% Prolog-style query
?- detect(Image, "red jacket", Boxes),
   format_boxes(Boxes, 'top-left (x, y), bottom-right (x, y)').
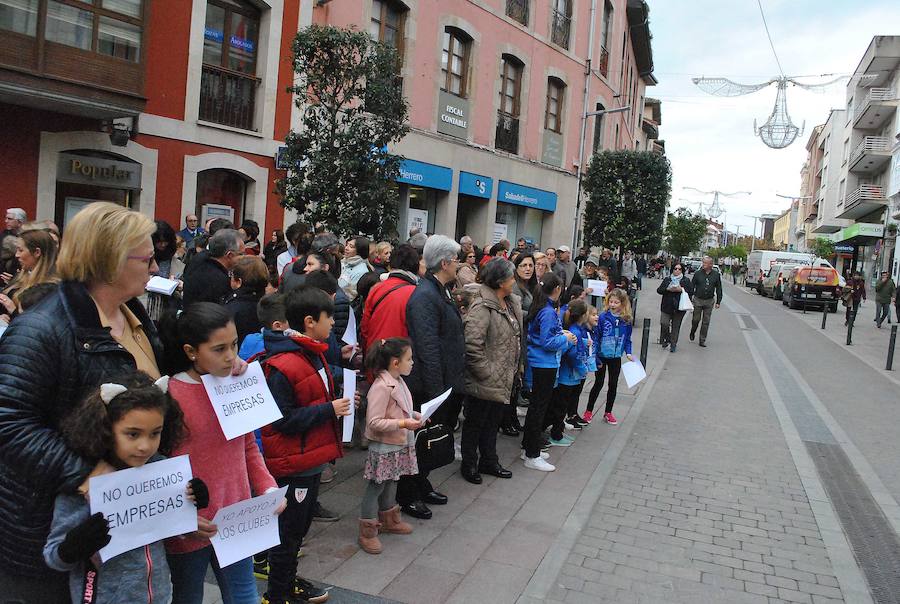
top-left (360, 273), bottom-right (416, 353)
top-left (260, 333), bottom-right (342, 477)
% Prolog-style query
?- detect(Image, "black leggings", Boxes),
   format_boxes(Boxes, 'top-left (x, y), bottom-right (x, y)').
top-left (522, 367), bottom-right (557, 458)
top-left (586, 357), bottom-right (622, 414)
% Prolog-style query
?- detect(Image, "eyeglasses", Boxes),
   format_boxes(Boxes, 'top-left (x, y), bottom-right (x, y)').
top-left (128, 254), bottom-right (156, 268)
top-left (467, 254), bottom-right (475, 258)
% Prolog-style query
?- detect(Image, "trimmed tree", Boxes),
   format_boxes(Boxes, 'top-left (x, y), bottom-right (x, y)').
top-left (663, 208), bottom-right (707, 258)
top-left (582, 150), bottom-right (672, 253)
top-left (811, 237), bottom-right (835, 259)
top-left (279, 25), bottom-right (409, 239)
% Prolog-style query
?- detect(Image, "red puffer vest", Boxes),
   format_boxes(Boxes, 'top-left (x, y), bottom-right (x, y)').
top-left (260, 336), bottom-right (342, 477)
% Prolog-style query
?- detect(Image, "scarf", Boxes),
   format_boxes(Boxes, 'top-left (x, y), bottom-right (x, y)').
top-left (667, 274), bottom-right (682, 289)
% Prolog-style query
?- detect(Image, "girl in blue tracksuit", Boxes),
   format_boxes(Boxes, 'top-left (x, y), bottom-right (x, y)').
top-left (522, 272), bottom-right (575, 471)
top-left (589, 288), bottom-right (634, 425)
top-left (582, 306), bottom-right (599, 423)
top-left (556, 299), bottom-right (590, 438)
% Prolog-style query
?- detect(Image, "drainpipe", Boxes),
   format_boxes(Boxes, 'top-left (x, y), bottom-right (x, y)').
top-left (572, 0), bottom-right (598, 248)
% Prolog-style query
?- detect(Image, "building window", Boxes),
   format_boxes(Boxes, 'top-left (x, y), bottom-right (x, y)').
top-left (41, 0), bottom-right (142, 60)
top-left (545, 78), bottom-right (565, 133)
top-left (370, 0), bottom-right (406, 63)
top-left (200, 0), bottom-right (261, 130)
top-left (441, 27), bottom-right (470, 97)
top-left (496, 54), bottom-right (523, 154)
top-left (550, 0), bottom-right (571, 49)
top-left (599, 0), bottom-right (612, 77)
top-left (591, 102), bottom-right (605, 153)
top-left (0, 0), bottom-right (38, 35)
top-left (506, 0), bottom-right (528, 26)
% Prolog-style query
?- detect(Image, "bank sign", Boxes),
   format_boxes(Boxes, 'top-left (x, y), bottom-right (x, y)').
top-left (436, 91), bottom-right (470, 139)
top-left (58, 153), bottom-right (142, 189)
top-left (497, 181), bottom-right (557, 212)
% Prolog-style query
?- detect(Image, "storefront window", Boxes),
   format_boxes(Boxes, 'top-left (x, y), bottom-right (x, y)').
top-left (496, 203), bottom-right (544, 248)
top-left (407, 186), bottom-right (437, 234)
top-left (196, 169), bottom-right (248, 227)
top-left (0, 0), bottom-right (38, 35)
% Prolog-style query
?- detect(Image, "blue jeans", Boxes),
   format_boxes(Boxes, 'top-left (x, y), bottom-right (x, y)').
top-left (168, 545), bottom-right (258, 604)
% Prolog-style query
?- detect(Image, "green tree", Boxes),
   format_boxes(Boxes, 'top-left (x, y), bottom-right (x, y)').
top-left (726, 244), bottom-right (747, 260)
top-left (811, 237), bottom-right (835, 259)
top-left (279, 25), bottom-right (410, 238)
top-left (663, 208), bottom-right (707, 258)
top-left (582, 150), bottom-right (671, 253)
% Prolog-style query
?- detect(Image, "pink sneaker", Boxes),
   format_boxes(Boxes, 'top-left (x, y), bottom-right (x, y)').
top-left (604, 412), bottom-right (618, 425)
top-left (582, 411), bottom-right (594, 423)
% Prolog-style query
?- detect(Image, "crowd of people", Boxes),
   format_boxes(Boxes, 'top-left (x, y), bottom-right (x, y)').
top-left (0, 204), bottom-right (711, 604)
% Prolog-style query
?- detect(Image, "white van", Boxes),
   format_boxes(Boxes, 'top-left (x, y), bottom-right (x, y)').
top-left (746, 251), bottom-right (815, 288)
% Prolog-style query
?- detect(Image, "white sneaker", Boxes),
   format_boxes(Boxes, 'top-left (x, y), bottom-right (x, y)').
top-left (523, 456), bottom-right (556, 472)
top-left (563, 420), bottom-right (575, 430)
top-left (520, 450), bottom-right (550, 461)
top-left (454, 442), bottom-right (462, 462)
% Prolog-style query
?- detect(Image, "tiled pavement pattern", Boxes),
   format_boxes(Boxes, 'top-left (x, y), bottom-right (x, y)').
top-left (549, 290), bottom-right (848, 604)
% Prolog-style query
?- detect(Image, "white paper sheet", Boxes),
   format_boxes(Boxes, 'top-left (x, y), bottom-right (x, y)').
top-left (201, 361), bottom-right (283, 440)
top-left (145, 276), bottom-right (179, 296)
top-left (210, 486), bottom-right (288, 567)
top-left (419, 387), bottom-right (453, 422)
top-left (89, 455), bottom-right (197, 562)
top-left (342, 306), bottom-right (357, 346)
top-left (621, 360), bottom-right (647, 389)
top-left (586, 279), bottom-right (608, 297)
top-left (342, 368), bottom-right (356, 442)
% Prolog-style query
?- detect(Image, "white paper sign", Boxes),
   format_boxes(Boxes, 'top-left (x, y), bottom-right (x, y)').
top-left (342, 306), bottom-right (357, 346)
top-left (210, 486), bottom-right (288, 567)
top-left (202, 361), bottom-right (283, 440)
top-left (420, 387), bottom-right (453, 422)
top-left (342, 368), bottom-right (356, 442)
top-left (587, 279), bottom-right (608, 297)
top-left (89, 455), bottom-right (197, 562)
top-left (622, 360), bottom-right (647, 389)
top-left (146, 276), bottom-right (179, 296)
top-left (491, 223), bottom-right (508, 245)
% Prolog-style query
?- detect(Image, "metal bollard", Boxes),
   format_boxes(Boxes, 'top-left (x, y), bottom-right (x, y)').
top-left (888, 326), bottom-right (898, 371)
top-left (640, 317), bottom-right (651, 367)
top-left (846, 310), bottom-right (856, 345)
top-left (821, 305), bottom-right (828, 329)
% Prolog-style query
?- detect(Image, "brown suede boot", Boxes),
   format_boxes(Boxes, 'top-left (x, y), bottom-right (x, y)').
top-left (358, 519), bottom-right (382, 554)
top-left (378, 505), bottom-right (413, 535)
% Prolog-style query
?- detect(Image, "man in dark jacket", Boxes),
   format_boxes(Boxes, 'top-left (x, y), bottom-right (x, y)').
top-left (875, 271), bottom-right (894, 328)
top-left (689, 256), bottom-right (723, 347)
top-left (399, 235), bottom-right (465, 519)
top-left (182, 229), bottom-right (244, 307)
top-left (597, 248), bottom-right (618, 283)
top-left (177, 213), bottom-right (206, 246)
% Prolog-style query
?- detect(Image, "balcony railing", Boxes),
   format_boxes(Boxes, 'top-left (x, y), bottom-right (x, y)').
top-left (845, 184), bottom-right (886, 206)
top-left (551, 10), bottom-right (571, 49)
top-left (199, 64), bottom-right (260, 131)
top-left (506, 0), bottom-right (529, 25)
top-left (597, 45), bottom-right (609, 78)
top-left (854, 87), bottom-right (896, 116)
top-left (495, 111), bottom-right (520, 154)
top-left (849, 136), bottom-right (891, 164)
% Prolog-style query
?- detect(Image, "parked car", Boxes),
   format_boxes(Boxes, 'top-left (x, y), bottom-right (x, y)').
top-left (760, 263), bottom-right (800, 299)
top-left (746, 250), bottom-right (814, 289)
top-left (782, 266), bottom-right (842, 311)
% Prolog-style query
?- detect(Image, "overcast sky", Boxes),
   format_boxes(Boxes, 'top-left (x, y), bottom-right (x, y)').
top-left (649, 0), bottom-right (898, 237)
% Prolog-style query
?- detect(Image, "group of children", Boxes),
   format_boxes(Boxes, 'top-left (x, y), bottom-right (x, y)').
top-left (43, 283), bottom-right (423, 604)
top-left (522, 270), bottom-right (634, 472)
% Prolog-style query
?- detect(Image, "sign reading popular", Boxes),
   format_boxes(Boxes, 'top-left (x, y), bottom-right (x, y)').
top-left (89, 455), bottom-right (197, 561)
top-left (202, 361), bottom-right (283, 440)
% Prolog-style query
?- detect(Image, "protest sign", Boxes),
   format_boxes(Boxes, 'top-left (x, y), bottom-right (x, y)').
top-left (342, 306), bottom-right (357, 347)
top-left (420, 388), bottom-right (452, 422)
top-left (202, 361), bottom-right (283, 440)
top-left (342, 368), bottom-right (356, 442)
top-left (622, 360), bottom-right (647, 388)
top-left (90, 455), bottom-right (196, 562)
top-left (210, 486), bottom-right (288, 567)
top-left (586, 279), bottom-right (608, 297)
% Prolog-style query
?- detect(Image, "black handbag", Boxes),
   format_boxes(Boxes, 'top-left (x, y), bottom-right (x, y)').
top-left (415, 423), bottom-right (455, 473)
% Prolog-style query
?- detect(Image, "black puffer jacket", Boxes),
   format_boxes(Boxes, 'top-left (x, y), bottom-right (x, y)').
top-left (224, 286), bottom-right (263, 347)
top-left (405, 273), bottom-right (465, 402)
top-left (657, 276), bottom-right (694, 315)
top-left (0, 280), bottom-right (162, 577)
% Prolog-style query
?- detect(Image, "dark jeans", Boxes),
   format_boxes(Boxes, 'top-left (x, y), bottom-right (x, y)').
top-left (587, 357), bottom-right (622, 414)
top-left (169, 546), bottom-right (257, 604)
top-left (876, 302), bottom-right (891, 326)
top-left (660, 310), bottom-right (686, 346)
top-left (0, 565), bottom-right (69, 604)
top-left (266, 473), bottom-right (321, 600)
top-left (397, 391), bottom-right (464, 505)
top-left (522, 367), bottom-right (557, 458)
top-left (460, 397), bottom-right (505, 469)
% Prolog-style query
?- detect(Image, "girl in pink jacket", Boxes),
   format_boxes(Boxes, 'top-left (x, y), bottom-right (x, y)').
top-left (358, 338), bottom-right (422, 554)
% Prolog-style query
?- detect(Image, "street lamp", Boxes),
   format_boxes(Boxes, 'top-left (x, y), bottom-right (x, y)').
top-left (573, 105), bottom-right (631, 245)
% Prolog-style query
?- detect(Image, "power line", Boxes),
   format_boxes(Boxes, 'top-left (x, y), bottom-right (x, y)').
top-left (756, 0), bottom-right (785, 76)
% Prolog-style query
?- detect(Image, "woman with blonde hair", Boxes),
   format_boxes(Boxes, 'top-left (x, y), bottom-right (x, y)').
top-left (587, 288), bottom-right (634, 426)
top-left (0, 228), bottom-right (59, 320)
top-left (533, 251), bottom-right (551, 280)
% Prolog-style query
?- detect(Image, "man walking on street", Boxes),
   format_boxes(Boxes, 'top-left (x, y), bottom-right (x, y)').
top-left (875, 270), bottom-right (895, 328)
top-left (690, 256), bottom-right (723, 347)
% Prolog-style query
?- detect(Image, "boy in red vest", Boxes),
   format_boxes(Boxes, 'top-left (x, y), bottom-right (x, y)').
top-left (260, 285), bottom-right (351, 604)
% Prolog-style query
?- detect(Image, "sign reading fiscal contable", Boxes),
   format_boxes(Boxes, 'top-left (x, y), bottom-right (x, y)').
top-left (210, 486), bottom-right (288, 567)
top-left (89, 455), bottom-right (197, 561)
top-left (202, 361), bottom-right (283, 440)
